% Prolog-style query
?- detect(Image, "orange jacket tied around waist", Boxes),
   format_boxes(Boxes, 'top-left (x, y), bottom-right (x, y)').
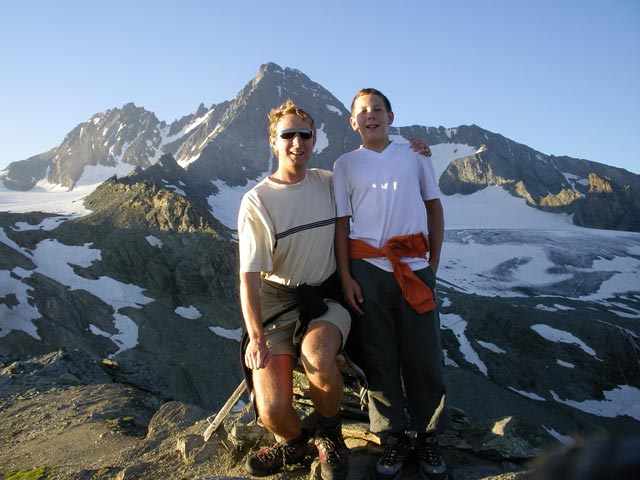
top-left (349, 233), bottom-right (435, 313)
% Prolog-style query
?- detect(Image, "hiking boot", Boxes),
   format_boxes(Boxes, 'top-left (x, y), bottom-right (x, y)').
top-left (415, 434), bottom-right (447, 480)
top-left (245, 429), bottom-right (309, 476)
top-left (315, 429), bottom-right (349, 480)
top-left (373, 431), bottom-right (412, 480)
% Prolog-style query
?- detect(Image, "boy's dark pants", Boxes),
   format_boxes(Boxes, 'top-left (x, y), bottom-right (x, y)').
top-left (349, 259), bottom-right (449, 435)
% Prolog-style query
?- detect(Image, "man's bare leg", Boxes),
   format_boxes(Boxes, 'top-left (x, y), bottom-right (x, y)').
top-left (252, 353), bottom-right (301, 439)
top-left (300, 321), bottom-right (344, 417)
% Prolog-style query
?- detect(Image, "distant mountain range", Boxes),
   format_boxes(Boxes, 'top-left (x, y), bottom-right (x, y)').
top-left (2, 62), bottom-right (639, 232)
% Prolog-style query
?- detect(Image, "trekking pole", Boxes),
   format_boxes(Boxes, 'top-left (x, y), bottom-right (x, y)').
top-left (203, 379), bottom-right (247, 442)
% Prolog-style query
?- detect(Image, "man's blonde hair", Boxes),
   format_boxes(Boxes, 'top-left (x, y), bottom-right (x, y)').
top-left (268, 99), bottom-right (315, 137)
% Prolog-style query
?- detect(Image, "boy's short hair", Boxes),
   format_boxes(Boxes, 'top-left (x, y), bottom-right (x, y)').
top-left (350, 88), bottom-right (393, 115)
top-left (268, 99), bottom-right (315, 137)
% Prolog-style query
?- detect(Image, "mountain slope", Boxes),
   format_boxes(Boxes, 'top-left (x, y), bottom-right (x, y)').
top-left (0, 168), bottom-right (241, 410)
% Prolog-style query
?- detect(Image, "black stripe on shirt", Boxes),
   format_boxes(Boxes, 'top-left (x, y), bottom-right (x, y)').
top-left (276, 218), bottom-right (335, 241)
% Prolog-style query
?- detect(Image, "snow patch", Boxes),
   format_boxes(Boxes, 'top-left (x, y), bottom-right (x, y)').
top-left (165, 184), bottom-right (186, 196)
top-left (75, 162), bottom-right (136, 188)
top-left (440, 313), bottom-right (488, 375)
top-left (550, 386), bottom-right (640, 420)
top-left (443, 348), bottom-right (458, 367)
top-left (12, 217), bottom-right (70, 231)
top-left (326, 104), bottom-right (342, 115)
top-left (508, 387), bottom-right (546, 401)
top-left (478, 341), bottom-right (506, 354)
top-left (314, 123), bottom-right (329, 154)
top-left (89, 313), bottom-right (139, 356)
top-left (543, 426), bottom-right (575, 446)
top-left (145, 235), bottom-right (163, 247)
top-left (535, 303), bottom-right (575, 312)
top-left (207, 153), bottom-right (274, 230)
top-left (209, 326), bottom-right (242, 342)
top-left (557, 359), bottom-right (575, 368)
top-left (175, 306), bottom-right (202, 319)
top-left (0, 268), bottom-right (41, 340)
top-left (531, 324), bottom-right (598, 358)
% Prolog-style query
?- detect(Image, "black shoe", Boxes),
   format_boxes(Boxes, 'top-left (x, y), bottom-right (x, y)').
top-left (373, 432), bottom-right (412, 480)
top-left (415, 434), bottom-right (447, 480)
top-left (245, 429), bottom-right (309, 476)
top-left (315, 429), bottom-right (349, 480)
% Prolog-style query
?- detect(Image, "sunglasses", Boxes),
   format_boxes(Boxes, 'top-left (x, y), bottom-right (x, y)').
top-left (277, 128), bottom-right (313, 140)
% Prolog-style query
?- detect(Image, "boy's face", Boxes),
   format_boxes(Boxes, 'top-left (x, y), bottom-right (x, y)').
top-left (350, 94), bottom-right (394, 146)
top-left (270, 113), bottom-right (315, 169)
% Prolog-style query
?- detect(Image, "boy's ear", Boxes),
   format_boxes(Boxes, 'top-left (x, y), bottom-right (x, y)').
top-left (349, 116), bottom-right (359, 131)
top-left (388, 111), bottom-right (394, 125)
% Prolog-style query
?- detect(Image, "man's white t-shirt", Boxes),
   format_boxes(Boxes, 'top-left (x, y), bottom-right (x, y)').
top-left (238, 168), bottom-right (337, 287)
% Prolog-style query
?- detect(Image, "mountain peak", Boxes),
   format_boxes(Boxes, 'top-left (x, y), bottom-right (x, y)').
top-left (258, 61), bottom-right (284, 74)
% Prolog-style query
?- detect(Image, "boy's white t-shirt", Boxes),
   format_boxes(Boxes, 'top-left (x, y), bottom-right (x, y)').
top-left (332, 141), bottom-right (441, 272)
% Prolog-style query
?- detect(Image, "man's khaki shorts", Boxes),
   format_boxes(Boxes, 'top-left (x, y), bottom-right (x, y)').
top-left (260, 281), bottom-right (351, 358)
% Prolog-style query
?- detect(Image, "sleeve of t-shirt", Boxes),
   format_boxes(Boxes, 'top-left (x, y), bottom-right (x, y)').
top-left (418, 153), bottom-right (441, 201)
top-left (332, 156), bottom-right (352, 218)
top-left (237, 192), bottom-right (275, 274)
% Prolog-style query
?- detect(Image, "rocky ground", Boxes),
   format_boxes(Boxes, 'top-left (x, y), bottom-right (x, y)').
top-left (4, 349), bottom-right (639, 480)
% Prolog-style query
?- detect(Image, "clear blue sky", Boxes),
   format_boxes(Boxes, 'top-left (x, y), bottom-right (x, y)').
top-left (1, 0), bottom-right (638, 173)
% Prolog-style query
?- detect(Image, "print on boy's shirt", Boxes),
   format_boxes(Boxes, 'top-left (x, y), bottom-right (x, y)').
top-left (371, 182), bottom-right (398, 190)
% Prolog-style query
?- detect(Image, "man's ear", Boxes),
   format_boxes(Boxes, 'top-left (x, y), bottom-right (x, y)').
top-left (388, 111), bottom-right (394, 126)
top-left (269, 136), bottom-right (278, 156)
top-left (349, 116), bottom-right (359, 132)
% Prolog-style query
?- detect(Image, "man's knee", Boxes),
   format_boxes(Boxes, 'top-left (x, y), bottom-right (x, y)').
top-left (300, 348), bottom-right (337, 376)
top-left (256, 393), bottom-right (290, 425)
top-left (300, 323), bottom-right (341, 374)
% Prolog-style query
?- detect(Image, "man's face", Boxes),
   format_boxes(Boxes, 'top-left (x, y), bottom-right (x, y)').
top-left (350, 94), bottom-right (394, 144)
top-left (270, 114), bottom-right (315, 169)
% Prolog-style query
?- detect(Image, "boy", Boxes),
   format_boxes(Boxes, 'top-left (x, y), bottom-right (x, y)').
top-left (333, 88), bottom-right (449, 480)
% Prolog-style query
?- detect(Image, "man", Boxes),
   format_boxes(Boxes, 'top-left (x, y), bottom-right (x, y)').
top-left (333, 88), bottom-right (449, 480)
top-left (238, 99), bottom-right (350, 480)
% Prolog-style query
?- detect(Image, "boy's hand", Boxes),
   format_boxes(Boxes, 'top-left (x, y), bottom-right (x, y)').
top-left (342, 276), bottom-right (364, 316)
top-left (410, 139), bottom-right (431, 157)
top-left (429, 257), bottom-right (439, 275)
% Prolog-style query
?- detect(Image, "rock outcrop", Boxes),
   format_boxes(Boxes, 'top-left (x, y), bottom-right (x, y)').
top-left (2, 349), bottom-right (638, 479)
